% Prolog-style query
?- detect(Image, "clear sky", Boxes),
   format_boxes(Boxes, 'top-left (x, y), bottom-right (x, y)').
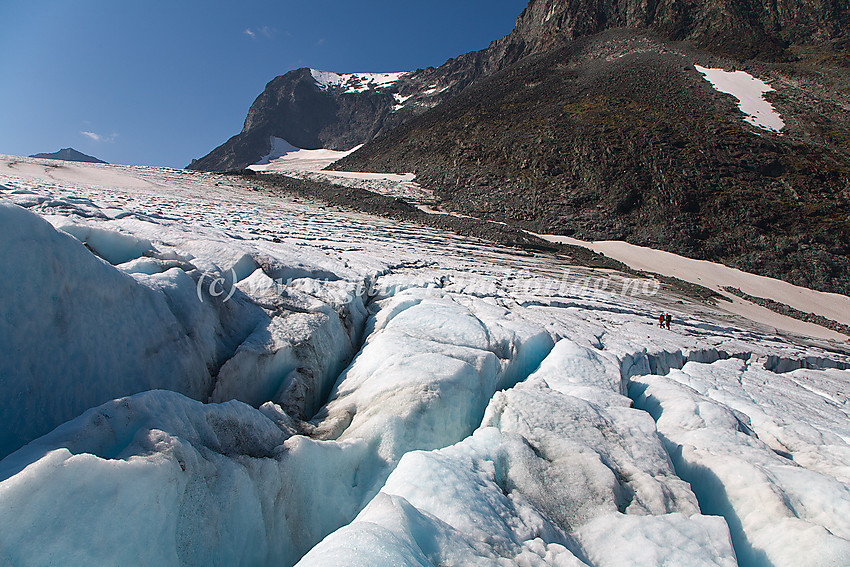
top-left (0, 1), bottom-right (527, 168)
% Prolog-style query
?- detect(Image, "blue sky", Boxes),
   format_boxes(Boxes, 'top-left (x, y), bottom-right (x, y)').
top-left (0, 1), bottom-right (527, 168)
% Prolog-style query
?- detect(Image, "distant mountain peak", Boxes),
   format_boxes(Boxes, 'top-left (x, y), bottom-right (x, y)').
top-left (29, 148), bottom-right (107, 164)
top-left (187, 67), bottom-right (442, 171)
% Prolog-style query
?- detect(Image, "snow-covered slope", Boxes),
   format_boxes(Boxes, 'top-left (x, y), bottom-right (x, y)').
top-left (310, 69), bottom-right (408, 93)
top-left (694, 65), bottom-right (784, 132)
top-left (248, 136), bottom-right (432, 204)
top-left (539, 234), bottom-right (850, 341)
top-left (251, 137), bottom-right (359, 170)
top-left (1, 156), bottom-right (849, 566)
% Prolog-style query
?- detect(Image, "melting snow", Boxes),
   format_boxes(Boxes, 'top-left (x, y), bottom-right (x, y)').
top-left (254, 137), bottom-right (303, 165)
top-left (310, 69), bottom-right (408, 93)
top-left (249, 137), bottom-right (426, 201)
top-left (538, 234), bottom-right (850, 341)
top-left (694, 65), bottom-right (785, 133)
top-left (392, 92), bottom-right (413, 111)
top-left (251, 137), bottom-right (361, 171)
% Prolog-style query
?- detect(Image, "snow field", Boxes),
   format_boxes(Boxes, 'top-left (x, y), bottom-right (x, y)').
top-left (310, 69), bottom-right (408, 93)
top-left (251, 137), bottom-right (362, 171)
top-left (248, 137), bottom-right (430, 203)
top-left (254, 136), bottom-right (304, 165)
top-left (694, 65), bottom-right (784, 133)
top-left (537, 234), bottom-right (850, 341)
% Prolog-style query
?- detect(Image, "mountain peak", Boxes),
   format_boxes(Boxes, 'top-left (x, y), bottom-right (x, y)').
top-left (29, 148), bottom-right (107, 164)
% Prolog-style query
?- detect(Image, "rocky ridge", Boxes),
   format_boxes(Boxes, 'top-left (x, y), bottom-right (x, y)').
top-left (189, 0), bottom-right (849, 172)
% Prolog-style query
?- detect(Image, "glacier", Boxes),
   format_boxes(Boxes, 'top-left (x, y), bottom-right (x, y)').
top-left (1, 155), bottom-right (850, 566)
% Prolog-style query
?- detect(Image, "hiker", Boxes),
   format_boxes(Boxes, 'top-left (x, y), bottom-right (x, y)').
top-left (659, 313), bottom-right (665, 328)
top-left (665, 313), bottom-right (672, 329)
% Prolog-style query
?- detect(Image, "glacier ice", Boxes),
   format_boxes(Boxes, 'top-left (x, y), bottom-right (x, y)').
top-left (58, 221), bottom-right (155, 265)
top-left (0, 199), bottom-right (371, 458)
top-left (301, 340), bottom-right (737, 566)
top-left (0, 391), bottom-right (290, 566)
top-left (0, 202), bottom-right (255, 457)
top-left (0, 283), bottom-right (555, 566)
top-left (630, 363), bottom-right (850, 567)
top-left (2, 160), bottom-right (850, 566)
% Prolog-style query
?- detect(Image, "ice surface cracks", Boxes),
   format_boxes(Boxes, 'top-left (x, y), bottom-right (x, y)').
top-left (623, 348), bottom-right (850, 566)
top-left (4, 163), bottom-right (850, 566)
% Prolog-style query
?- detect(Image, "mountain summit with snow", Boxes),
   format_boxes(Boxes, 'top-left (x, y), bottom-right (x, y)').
top-left (310, 70), bottom-right (408, 93)
top-left (187, 67), bottom-right (420, 172)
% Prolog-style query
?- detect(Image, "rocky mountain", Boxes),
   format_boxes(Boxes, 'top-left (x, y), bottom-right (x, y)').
top-left (333, 28), bottom-right (850, 295)
top-left (189, 0), bottom-right (849, 173)
top-left (491, 0), bottom-right (849, 61)
top-left (30, 148), bottom-right (107, 164)
top-left (190, 0), bottom-right (850, 296)
top-left (188, 69), bottom-right (402, 171)
top-left (187, 63), bottom-right (502, 172)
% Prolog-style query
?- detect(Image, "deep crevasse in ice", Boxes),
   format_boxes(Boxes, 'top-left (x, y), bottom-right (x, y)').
top-left (0, 285), bottom-right (555, 566)
top-left (0, 201), bottom-right (362, 458)
top-left (629, 358), bottom-right (850, 567)
top-left (299, 339), bottom-right (738, 566)
top-left (1, 161), bottom-right (850, 566)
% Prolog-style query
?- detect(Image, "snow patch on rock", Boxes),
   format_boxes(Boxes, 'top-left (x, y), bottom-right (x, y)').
top-left (310, 69), bottom-right (408, 93)
top-left (695, 64), bottom-right (784, 133)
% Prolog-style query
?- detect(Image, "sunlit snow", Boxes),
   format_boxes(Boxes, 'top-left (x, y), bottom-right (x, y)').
top-left (249, 137), bottom-right (427, 202)
top-left (539, 234), bottom-right (850, 341)
top-left (694, 65), bottom-right (785, 133)
top-left (251, 136), bottom-right (361, 171)
top-left (392, 92), bottom-right (413, 111)
top-left (310, 69), bottom-right (408, 93)
top-left (1, 155), bottom-right (849, 566)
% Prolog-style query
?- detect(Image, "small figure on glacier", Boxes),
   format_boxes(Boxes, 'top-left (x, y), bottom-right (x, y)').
top-left (665, 313), bottom-right (672, 329)
top-left (659, 313), bottom-right (665, 328)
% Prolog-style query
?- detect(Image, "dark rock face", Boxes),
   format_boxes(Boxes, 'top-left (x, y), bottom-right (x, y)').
top-left (187, 48), bottom-right (533, 172)
top-left (29, 148), bottom-right (107, 164)
top-left (333, 30), bottom-right (850, 296)
top-left (187, 69), bottom-right (400, 171)
top-left (189, 0), bottom-right (849, 173)
top-left (498, 0), bottom-right (849, 60)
